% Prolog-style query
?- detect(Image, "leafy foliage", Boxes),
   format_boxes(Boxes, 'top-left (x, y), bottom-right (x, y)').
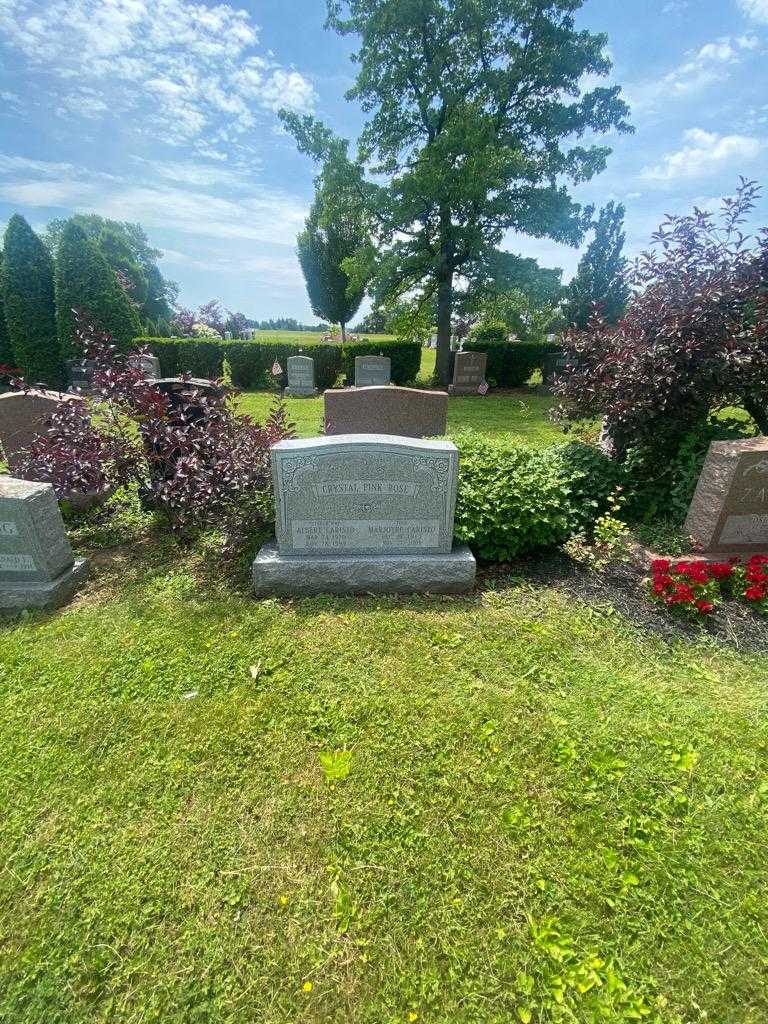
top-left (460, 338), bottom-right (561, 388)
top-left (565, 201), bottom-right (629, 329)
top-left (0, 251), bottom-right (16, 369)
top-left (1, 214), bottom-right (64, 386)
top-left (282, 0), bottom-right (631, 382)
top-left (556, 180), bottom-right (768, 455)
top-left (453, 430), bottom-right (619, 561)
top-left (18, 313), bottom-right (295, 537)
top-left (297, 185), bottom-right (367, 338)
top-left (55, 222), bottom-right (142, 359)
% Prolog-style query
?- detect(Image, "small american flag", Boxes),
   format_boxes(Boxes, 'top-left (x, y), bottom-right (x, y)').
top-left (478, 381), bottom-right (489, 395)
top-left (271, 360), bottom-right (282, 376)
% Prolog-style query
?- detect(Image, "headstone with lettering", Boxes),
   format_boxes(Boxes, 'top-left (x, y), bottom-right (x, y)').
top-left (684, 438), bottom-right (768, 554)
top-left (66, 358), bottom-right (99, 394)
top-left (128, 353), bottom-right (161, 380)
top-left (354, 355), bottom-right (391, 387)
top-left (286, 355), bottom-right (318, 398)
top-left (0, 477), bottom-right (89, 611)
top-left (252, 434), bottom-right (476, 595)
top-left (541, 351), bottom-right (566, 392)
top-left (449, 351), bottom-right (488, 396)
top-left (324, 386), bottom-right (447, 438)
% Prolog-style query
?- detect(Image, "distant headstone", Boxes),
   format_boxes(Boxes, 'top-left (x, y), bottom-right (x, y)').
top-left (128, 353), bottom-right (161, 380)
top-left (286, 355), bottom-right (317, 398)
top-left (252, 434), bottom-right (476, 595)
top-left (449, 351), bottom-right (488, 396)
top-left (684, 438), bottom-right (768, 554)
top-left (324, 385), bottom-right (447, 438)
top-left (541, 351), bottom-right (566, 392)
top-left (66, 358), bottom-right (98, 394)
top-left (0, 477), bottom-right (89, 611)
top-left (224, 330), bottom-right (233, 340)
top-left (0, 389), bottom-right (73, 474)
top-left (354, 355), bottom-right (391, 387)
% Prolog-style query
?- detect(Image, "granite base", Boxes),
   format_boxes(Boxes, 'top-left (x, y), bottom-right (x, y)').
top-left (252, 541), bottom-right (476, 596)
top-left (0, 557), bottom-right (89, 613)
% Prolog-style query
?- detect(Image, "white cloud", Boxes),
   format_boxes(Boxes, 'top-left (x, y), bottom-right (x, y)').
top-left (0, 155), bottom-right (307, 245)
top-left (626, 34), bottom-right (760, 110)
top-left (0, 0), bottom-right (316, 151)
top-left (642, 128), bottom-right (765, 181)
top-left (739, 0), bottom-right (768, 23)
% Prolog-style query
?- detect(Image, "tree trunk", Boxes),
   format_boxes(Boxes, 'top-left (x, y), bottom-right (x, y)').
top-left (340, 322), bottom-right (347, 343)
top-left (435, 213), bottom-right (454, 387)
top-left (743, 393), bottom-right (768, 435)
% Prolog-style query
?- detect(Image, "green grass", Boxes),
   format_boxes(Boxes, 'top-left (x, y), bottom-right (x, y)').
top-left (1, 542), bottom-right (766, 1023)
top-left (236, 330), bottom-right (397, 342)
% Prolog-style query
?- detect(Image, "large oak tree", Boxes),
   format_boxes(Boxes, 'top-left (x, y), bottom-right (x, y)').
top-left (281, 0), bottom-right (631, 383)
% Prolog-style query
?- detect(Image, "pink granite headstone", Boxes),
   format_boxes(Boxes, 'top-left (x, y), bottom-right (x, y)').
top-left (684, 437), bottom-right (768, 554)
top-left (0, 390), bottom-right (74, 474)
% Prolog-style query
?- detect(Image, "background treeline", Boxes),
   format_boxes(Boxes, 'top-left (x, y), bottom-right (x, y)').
top-left (0, 213), bottom-right (177, 386)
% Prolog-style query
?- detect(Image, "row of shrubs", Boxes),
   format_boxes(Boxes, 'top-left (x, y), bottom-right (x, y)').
top-left (137, 336), bottom-right (422, 390)
top-left (457, 338), bottom-right (562, 388)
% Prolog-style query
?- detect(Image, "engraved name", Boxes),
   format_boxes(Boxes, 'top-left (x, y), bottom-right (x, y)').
top-left (313, 480), bottom-right (418, 497)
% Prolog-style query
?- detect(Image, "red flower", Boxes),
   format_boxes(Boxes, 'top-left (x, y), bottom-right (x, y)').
top-left (652, 580), bottom-right (667, 595)
top-left (673, 561), bottom-right (690, 574)
top-left (709, 562), bottom-right (733, 580)
top-left (746, 566), bottom-right (768, 584)
top-left (695, 599), bottom-right (714, 614)
top-left (673, 583), bottom-right (695, 602)
top-left (748, 554), bottom-right (768, 565)
top-left (657, 573), bottom-right (674, 587)
top-left (652, 558), bottom-right (671, 573)
top-left (745, 584), bottom-right (767, 601)
top-left (684, 563), bottom-right (710, 583)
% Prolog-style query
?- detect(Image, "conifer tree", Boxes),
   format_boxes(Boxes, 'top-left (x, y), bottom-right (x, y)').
top-left (565, 201), bottom-right (629, 329)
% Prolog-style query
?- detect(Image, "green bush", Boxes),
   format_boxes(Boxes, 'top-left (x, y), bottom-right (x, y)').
top-left (0, 253), bottom-right (14, 368)
top-left (458, 338), bottom-right (562, 388)
top-left (2, 214), bottom-right (64, 386)
top-left (340, 337), bottom-right (421, 385)
top-left (469, 318), bottom-right (508, 345)
top-left (138, 337), bottom-right (344, 390)
top-left (452, 430), bottom-right (620, 561)
top-left (56, 222), bottom-right (141, 358)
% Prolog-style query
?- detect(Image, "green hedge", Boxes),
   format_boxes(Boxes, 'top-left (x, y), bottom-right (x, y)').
top-left (457, 338), bottom-right (562, 388)
top-left (452, 430), bottom-right (620, 562)
top-left (137, 337), bottom-right (344, 390)
top-left (340, 338), bottom-right (421, 386)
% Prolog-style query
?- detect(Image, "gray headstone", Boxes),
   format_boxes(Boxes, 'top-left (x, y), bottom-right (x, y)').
top-left (252, 434), bottom-right (475, 594)
top-left (128, 353), bottom-right (161, 380)
top-left (66, 358), bottom-right (98, 394)
top-left (0, 477), bottom-right (88, 611)
top-left (541, 351), bottom-right (566, 391)
top-left (324, 386), bottom-right (447, 438)
top-left (0, 389), bottom-right (73, 474)
top-left (684, 438), bottom-right (768, 554)
top-left (354, 355), bottom-right (391, 387)
top-left (286, 355), bottom-right (317, 398)
top-left (449, 351), bottom-right (488, 396)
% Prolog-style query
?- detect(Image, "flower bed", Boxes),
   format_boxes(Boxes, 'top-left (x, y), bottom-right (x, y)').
top-left (649, 555), bottom-right (768, 618)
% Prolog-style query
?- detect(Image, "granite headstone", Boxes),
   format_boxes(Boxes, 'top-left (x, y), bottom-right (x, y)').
top-left (684, 437), bottom-right (768, 554)
top-left (0, 389), bottom-right (73, 474)
top-left (286, 355), bottom-right (318, 398)
top-left (449, 351), bottom-right (488, 396)
top-left (324, 385), bottom-right (447, 438)
top-left (252, 434), bottom-right (475, 595)
top-left (0, 477), bottom-right (89, 611)
top-left (128, 353), bottom-right (161, 380)
top-left (354, 355), bottom-right (391, 387)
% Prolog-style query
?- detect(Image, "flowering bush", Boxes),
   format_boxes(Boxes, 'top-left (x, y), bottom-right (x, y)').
top-left (649, 554), bottom-right (768, 617)
top-left (192, 322), bottom-right (221, 338)
top-left (16, 311), bottom-right (295, 537)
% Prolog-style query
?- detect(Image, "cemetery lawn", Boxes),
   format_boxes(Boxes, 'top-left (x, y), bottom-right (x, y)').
top-left (239, 389), bottom-right (565, 443)
top-left (1, 536), bottom-right (767, 1023)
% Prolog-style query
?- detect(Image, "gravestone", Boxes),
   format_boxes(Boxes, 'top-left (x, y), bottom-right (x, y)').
top-left (0, 389), bottom-right (73, 474)
top-left (684, 437), bottom-right (768, 554)
top-left (354, 355), bottom-right (391, 387)
top-left (285, 355), bottom-right (317, 398)
top-left (449, 351), bottom-right (488, 396)
top-left (541, 351), bottom-right (566, 392)
top-left (252, 434), bottom-right (476, 595)
top-left (324, 386), bottom-right (447, 438)
top-left (128, 353), bottom-right (161, 380)
top-left (66, 358), bottom-right (98, 394)
top-left (0, 477), bottom-right (89, 611)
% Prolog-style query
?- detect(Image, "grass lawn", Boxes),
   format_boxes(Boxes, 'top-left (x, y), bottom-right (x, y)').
top-left (1, 378), bottom-right (766, 1023)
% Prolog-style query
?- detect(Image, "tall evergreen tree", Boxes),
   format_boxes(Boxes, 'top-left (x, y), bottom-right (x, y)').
top-left (0, 253), bottom-right (16, 369)
top-left (1, 215), bottom-right (64, 386)
top-left (55, 221), bottom-right (142, 358)
top-left (297, 186), bottom-right (367, 340)
top-left (565, 201), bottom-right (629, 329)
top-left (281, 0), bottom-right (631, 384)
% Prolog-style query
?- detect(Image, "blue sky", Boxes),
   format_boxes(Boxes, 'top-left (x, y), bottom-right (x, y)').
top-left (1, 0), bottom-right (767, 322)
